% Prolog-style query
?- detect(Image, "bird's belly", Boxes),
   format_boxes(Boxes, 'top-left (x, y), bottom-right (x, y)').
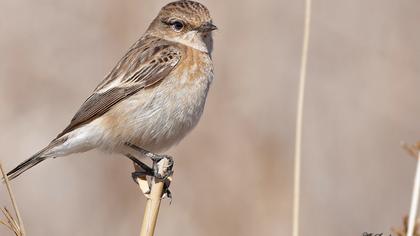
top-left (100, 75), bottom-right (211, 153)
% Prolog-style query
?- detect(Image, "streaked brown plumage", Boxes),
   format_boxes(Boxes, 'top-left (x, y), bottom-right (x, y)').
top-left (7, 0), bottom-right (216, 180)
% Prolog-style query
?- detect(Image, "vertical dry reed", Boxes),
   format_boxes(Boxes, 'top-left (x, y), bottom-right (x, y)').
top-left (293, 0), bottom-right (312, 236)
top-left (407, 151), bottom-right (420, 236)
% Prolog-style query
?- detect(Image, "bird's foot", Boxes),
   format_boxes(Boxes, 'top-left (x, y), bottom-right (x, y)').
top-left (151, 154), bottom-right (174, 180)
top-left (125, 143), bottom-right (174, 180)
top-left (151, 154), bottom-right (173, 202)
top-left (125, 144), bottom-right (174, 200)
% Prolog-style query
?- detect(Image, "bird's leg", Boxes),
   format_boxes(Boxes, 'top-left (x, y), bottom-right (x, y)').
top-left (125, 153), bottom-right (154, 183)
top-left (125, 142), bottom-right (174, 200)
top-left (125, 153), bottom-right (154, 196)
top-left (125, 153), bottom-right (153, 173)
top-left (125, 142), bottom-right (174, 180)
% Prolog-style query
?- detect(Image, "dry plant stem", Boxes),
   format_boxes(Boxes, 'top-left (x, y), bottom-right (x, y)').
top-left (139, 178), bottom-right (165, 236)
top-left (407, 152), bottom-right (420, 236)
top-left (138, 157), bottom-right (172, 236)
top-left (293, 1), bottom-right (312, 236)
top-left (0, 208), bottom-right (20, 235)
top-left (0, 163), bottom-right (25, 236)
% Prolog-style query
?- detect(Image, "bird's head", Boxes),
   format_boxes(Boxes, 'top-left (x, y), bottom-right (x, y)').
top-left (147, 0), bottom-right (217, 53)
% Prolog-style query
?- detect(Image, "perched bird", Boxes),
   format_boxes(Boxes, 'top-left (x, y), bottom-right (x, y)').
top-left (7, 0), bottom-right (216, 180)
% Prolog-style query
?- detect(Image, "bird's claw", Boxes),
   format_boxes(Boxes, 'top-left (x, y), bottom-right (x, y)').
top-left (152, 155), bottom-right (174, 180)
top-left (153, 155), bottom-right (174, 201)
top-left (126, 149), bottom-right (174, 200)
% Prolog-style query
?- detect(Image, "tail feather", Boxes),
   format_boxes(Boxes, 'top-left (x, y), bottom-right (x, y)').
top-left (6, 136), bottom-right (68, 180)
top-left (7, 149), bottom-right (51, 180)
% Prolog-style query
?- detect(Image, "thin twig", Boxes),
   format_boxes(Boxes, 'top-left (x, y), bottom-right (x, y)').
top-left (0, 162), bottom-right (25, 236)
top-left (0, 219), bottom-right (16, 234)
top-left (293, 1), bottom-right (312, 236)
top-left (408, 151), bottom-right (420, 236)
top-left (1, 208), bottom-right (19, 232)
top-left (0, 208), bottom-right (20, 236)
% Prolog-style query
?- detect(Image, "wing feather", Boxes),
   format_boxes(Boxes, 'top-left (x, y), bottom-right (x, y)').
top-left (55, 36), bottom-right (182, 138)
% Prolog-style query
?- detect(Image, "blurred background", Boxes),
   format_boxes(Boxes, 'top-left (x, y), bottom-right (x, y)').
top-left (0, 0), bottom-right (419, 235)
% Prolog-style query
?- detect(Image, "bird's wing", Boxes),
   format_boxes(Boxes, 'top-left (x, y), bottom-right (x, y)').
top-left (55, 36), bottom-right (182, 139)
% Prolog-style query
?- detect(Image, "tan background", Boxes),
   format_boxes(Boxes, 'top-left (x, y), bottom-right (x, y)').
top-left (0, 0), bottom-right (419, 235)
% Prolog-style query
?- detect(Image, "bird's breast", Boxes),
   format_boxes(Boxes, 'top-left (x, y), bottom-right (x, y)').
top-left (101, 50), bottom-right (213, 152)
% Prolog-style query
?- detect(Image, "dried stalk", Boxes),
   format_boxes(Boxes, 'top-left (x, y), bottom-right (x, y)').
top-left (293, 0), bottom-right (312, 236)
top-left (393, 215), bottom-right (420, 236)
top-left (137, 157), bottom-right (172, 236)
top-left (139, 179), bottom-right (165, 236)
top-left (0, 162), bottom-right (25, 236)
top-left (405, 143), bottom-right (420, 236)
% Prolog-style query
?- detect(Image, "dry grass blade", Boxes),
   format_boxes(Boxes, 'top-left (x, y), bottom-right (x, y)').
top-left (0, 217), bottom-right (14, 231)
top-left (392, 216), bottom-right (420, 236)
top-left (0, 207), bottom-right (20, 236)
top-left (0, 219), bottom-right (15, 234)
top-left (0, 162), bottom-right (25, 236)
top-left (402, 141), bottom-right (420, 158)
top-left (0, 208), bottom-right (20, 236)
top-left (402, 142), bottom-right (420, 236)
top-left (293, 0), bottom-right (312, 236)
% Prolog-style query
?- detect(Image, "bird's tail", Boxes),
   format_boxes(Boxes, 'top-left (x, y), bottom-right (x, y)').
top-left (7, 148), bottom-right (52, 181)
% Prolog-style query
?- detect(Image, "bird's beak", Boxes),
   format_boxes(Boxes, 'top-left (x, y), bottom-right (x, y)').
top-left (197, 22), bottom-right (218, 33)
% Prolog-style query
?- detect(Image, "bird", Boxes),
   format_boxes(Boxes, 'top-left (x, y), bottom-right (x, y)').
top-left (7, 0), bottom-right (217, 180)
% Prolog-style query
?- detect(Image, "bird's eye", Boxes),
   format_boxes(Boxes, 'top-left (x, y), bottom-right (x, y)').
top-left (171, 21), bottom-right (184, 32)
